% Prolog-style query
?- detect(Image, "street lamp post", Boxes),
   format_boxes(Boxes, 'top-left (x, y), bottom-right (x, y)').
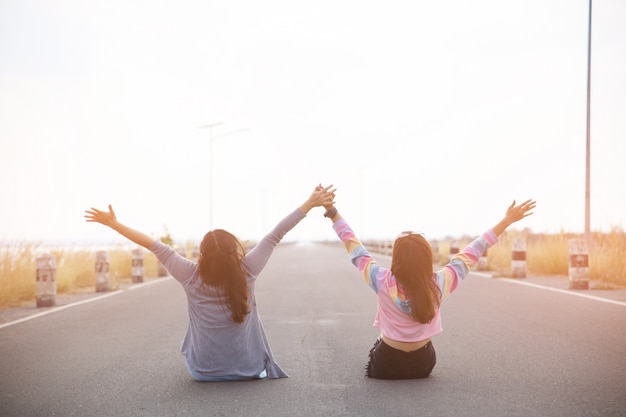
top-left (199, 122), bottom-right (223, 230)
top-left (199, 123), bottom-right (249, 230)
top-left (584, 0), bottom-right (592, 245)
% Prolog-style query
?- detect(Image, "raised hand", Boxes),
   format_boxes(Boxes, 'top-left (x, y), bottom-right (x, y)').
top-left (84, 204), bottom-right (154, 248)
top-left (504, 199), bottom-right (536, 225)
top-left (84, 204), bottom-right (119, 228)
top-left (493, 199), bottom-right (536, 236)
top-left (316, 184), bottom-right (336, 211)
top-left (300, 184), bottom-right (336, 214)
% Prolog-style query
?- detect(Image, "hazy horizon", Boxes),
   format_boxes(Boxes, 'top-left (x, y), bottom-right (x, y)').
top-left (2, 1), bottom-right (624, 243)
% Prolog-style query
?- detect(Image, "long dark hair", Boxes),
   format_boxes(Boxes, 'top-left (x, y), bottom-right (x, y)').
top-left (390, 233), bottom-right (440, 324)
top-left (198, 229), bottom-right (249, 323)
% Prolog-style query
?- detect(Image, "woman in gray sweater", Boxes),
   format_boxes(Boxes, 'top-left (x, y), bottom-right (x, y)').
top-left (84, 185), bottom-right (335, 381)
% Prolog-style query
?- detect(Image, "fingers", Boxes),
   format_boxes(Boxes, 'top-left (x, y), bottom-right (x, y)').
top-left (315, 184), bottom-right (335, 192)
top-left (84, 207), bottom-right (99, 220)
top-left (518, 199), bottom-right (536, 211)
top-left (517, 199), bottom-right (535, 209)
top-left (325, 185), bottom-right (336, 202)
top-left (315, 184), bottom-right (336, 196)
top-left (511, 199), bottom-right (536, 220)
top-left (325, 186), bottom-right (336, 200)
top-left (84, 206), bottom-right (115, 223)
top-left (510, 199), bottom-right (536, 211)
top-left (84, 211), bottom-right (98, 222)
top-left (314, 184), bottom-right (336, 198)
top-left (521, 199), bottom-right (536, 218)
top-left (316, 184), bottom-right (336, 207)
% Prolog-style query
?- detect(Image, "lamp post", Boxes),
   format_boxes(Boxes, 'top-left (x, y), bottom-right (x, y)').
top-left (199, 122), bottom-right (223, 230)
top-left (584, 0), bottom-right (592, 245)
top-left (199, 123), bottom-right (249, 230)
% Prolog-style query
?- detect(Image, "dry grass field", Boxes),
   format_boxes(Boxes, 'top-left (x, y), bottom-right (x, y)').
top-left (1, 229), bottom-right (625, 310)
top-left (437, 228), bottom-right (626, 287)
top-left (0, 242), bottom-right (164, 309)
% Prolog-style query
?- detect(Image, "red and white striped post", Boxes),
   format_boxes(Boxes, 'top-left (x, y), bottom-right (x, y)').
top-left (511, 238), bottom-right (527, 278)
top-left (568, 238), bottom-right (589, 290)
top-left (95, 250), bottom-right (110, 292)
top-left (131, 248), bottom-right (144, 283)
top-left (36, 254), bottom-right (56, 307)
top-left (449, 240), bottom-right (459, 260)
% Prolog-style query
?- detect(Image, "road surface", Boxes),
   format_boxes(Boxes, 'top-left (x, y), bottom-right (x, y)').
top-left (1, 242), bottom-right (625, 417)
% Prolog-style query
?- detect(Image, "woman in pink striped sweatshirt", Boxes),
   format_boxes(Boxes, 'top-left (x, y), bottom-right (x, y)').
top-left (322, 197), bottom-right (535, 379)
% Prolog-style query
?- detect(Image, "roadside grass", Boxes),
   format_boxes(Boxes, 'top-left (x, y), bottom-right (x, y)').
top-left (1, 228), bottom-right (625, 309)
top-left (0, 242), bottom-right (162, 309)
top-left (486, 230), bottom-right (570, 276)
top-left (463, 228), bottom-right (626, 288)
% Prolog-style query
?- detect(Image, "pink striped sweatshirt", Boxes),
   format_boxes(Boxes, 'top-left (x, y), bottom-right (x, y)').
top-left (332, 218), bottom-right (499, 342)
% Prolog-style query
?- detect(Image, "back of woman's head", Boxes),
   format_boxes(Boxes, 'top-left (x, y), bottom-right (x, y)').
top-left (391, 233), bottom-right (440, 324)
top-left (198, 229), bottom-right (249, 323)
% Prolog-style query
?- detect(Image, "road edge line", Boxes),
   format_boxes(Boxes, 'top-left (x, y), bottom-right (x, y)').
top-left (472, 272), bottom-right (626, 307)
top-left (0, 278), bottom-right (169, 330)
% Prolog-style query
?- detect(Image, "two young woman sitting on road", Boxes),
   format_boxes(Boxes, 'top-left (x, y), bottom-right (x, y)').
top-left (85, 185), bottom-right (535, 381)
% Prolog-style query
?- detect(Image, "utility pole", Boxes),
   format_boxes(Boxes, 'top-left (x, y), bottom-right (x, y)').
top-left (199, 123), bottom-right (249, 230)
top-left (199, 122), bottom-right (223, 230)
top-left (585, 0), bottom-right (592, 245)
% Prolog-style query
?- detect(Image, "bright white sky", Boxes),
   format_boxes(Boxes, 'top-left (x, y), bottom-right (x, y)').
top-left (1, 0), bottom-right (625, 245)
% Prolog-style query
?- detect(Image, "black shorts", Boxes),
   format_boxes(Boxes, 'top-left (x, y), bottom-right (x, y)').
top-left (366, 338), bottom-right (436, 379)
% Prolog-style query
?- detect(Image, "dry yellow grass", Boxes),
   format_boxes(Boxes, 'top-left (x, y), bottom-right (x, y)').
top-left (1, 229), bottom-right (624, 309)
top-left (0, 242), bottom-right (162, 309)
top-left (485, 230), bottom-right (569, 276)
top-left (469, 228), bottom-right (626, 287)
top-left (588, 227), bottom-right (626, 285)
top-left (0, 241), bottom-right (40, 308)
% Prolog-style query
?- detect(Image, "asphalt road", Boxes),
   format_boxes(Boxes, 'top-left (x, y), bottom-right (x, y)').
top-left (1, 242), bottom-right (625, 417)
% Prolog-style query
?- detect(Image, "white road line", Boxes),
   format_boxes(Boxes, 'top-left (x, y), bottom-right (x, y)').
top-left (473, 272), bottom-right (626, 307)
top-left (0, 278), bottom-right (168, 330)
top-left (372, 254), bottom-right (625, 307)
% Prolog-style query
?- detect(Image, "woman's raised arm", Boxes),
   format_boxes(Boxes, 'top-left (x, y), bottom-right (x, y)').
top-left (84, 204), bottom-right (155, 249)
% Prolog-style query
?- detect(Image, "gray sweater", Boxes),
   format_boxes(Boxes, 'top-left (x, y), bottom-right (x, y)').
top-left (150, 208), bottom-right (306, 379)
